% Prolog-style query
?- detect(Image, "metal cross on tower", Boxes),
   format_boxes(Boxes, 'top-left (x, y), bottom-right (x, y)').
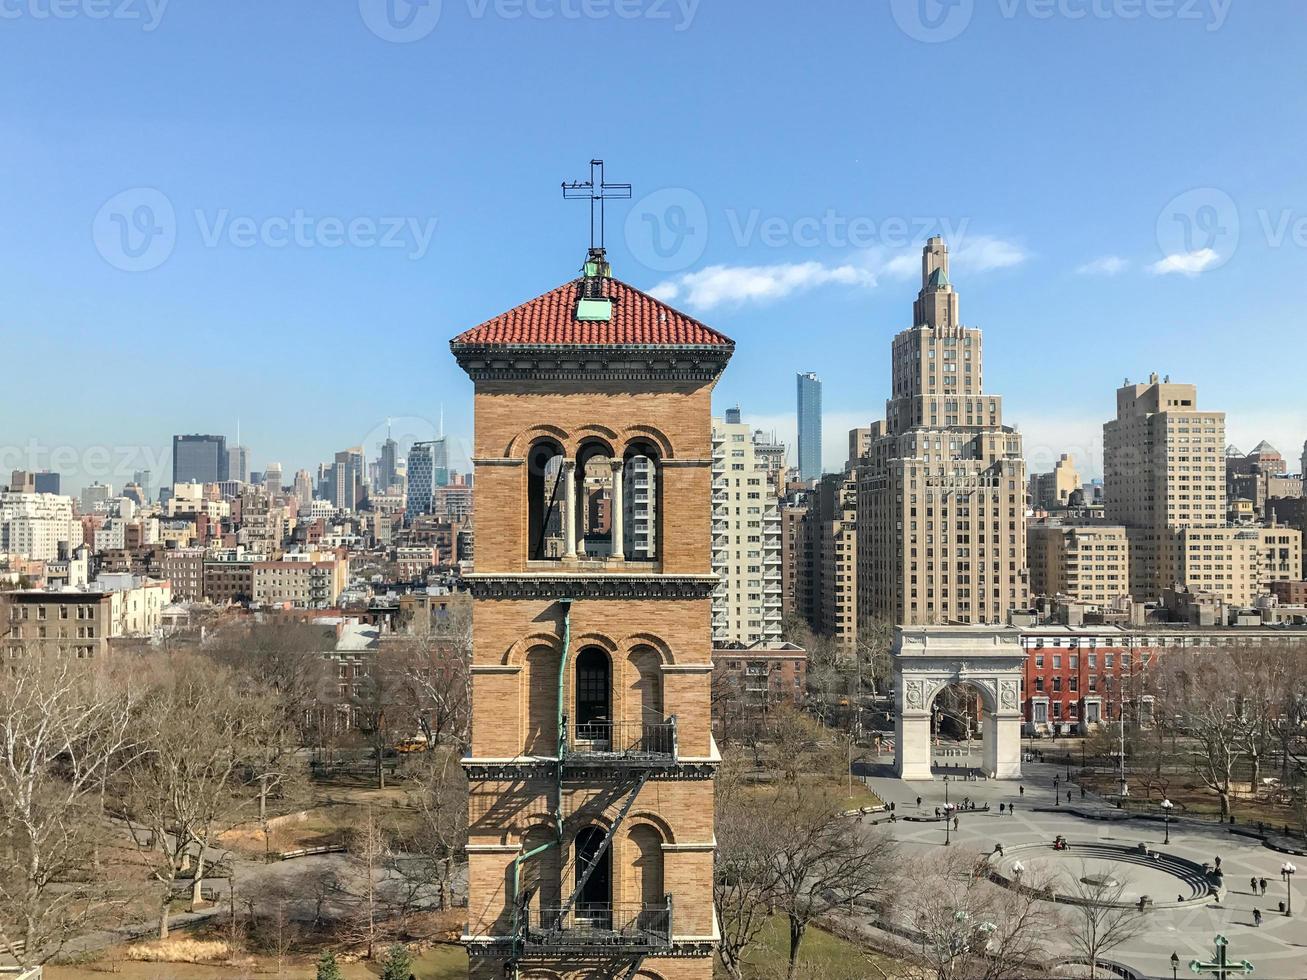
top-left (1189, 934), bottom-right (1254, 979)
top-left (562, 159), bottom-right (631, 252)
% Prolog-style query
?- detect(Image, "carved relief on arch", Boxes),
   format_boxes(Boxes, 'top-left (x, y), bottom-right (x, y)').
top-left (621, 632), bottom-right (675, 665)
top-left (621, 424), bottom-right (674, 460)
top-left (505, 424), bottom-right (570, 460)
top-left (503, 631), bottom-right (562, 667)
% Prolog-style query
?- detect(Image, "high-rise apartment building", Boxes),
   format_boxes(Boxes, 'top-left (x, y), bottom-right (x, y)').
top-left (1225, 442), bottom-right (1301, 520)
top-left (1103, 374), bottom-right (1226, 599)
top-left (796, 371), bottom-right (822, 482)
top-left (711, 412), bottom-right (783, 645)
top-left (452, 247), bottom-right (729, 979)
top-left (1027, 524), bottom-right (1130, 607)
top-left (173, 434), bottom-right (228, 485)
top-left (780, 489), bottom-right (814, 625)
top-left (857, 237), bottom-right (1029, 626)
top-left (264, 462), bottom-right (284, 493)
top-left (1030, 454), bottom-right (1081, 510)
top-left (81, 483), bottom-right (112, 512)
top-left (0, 492), bottom-right (81, 561)
top-left (813, 472), bottom-right (858, 650)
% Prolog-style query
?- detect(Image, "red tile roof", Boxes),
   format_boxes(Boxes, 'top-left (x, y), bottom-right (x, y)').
top-left (451, 276), bottom-right (733, 348)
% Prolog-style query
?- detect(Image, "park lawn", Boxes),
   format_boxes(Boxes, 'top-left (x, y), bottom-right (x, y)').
top-left (48, 944), bottom-right (468, 979)
top-left (718, 915), bottom-right (901, 979)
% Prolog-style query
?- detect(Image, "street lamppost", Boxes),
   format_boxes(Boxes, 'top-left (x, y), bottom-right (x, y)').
top-left (1054, 774), bottom-right (1060, 806)
top-left (944, 803), bottom-right (955, 846)
top-left (1170, 951), bottom-right (1179, 980)
top-left (1161, 798), bottom-right (1173, 845)
top-left (1283, 862), bottom-right (1297, 916)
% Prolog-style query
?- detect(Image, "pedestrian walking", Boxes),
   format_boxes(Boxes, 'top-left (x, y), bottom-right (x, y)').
top-left (1260, 877), bottom-right (1268, 895)
top-left (1067, 790), bottom-right (1072, 802)
top-left (1251, 876), bottom-right (1259, 894)
top-left (916, 796), bottom-right (922, 808)
top-left (1019, 785), bottom-right (1025, 796)
top-left (953, 816), bottom-right (960, 831)
top-left (935, 806), bottom-right (941, 818)
top-left (1214, 855), bottom-right (1222, 870)
top-left (1009, 803), bottom-right (1015, 816)
top-left (1254, 908), bottom-right (1263, 928)
top-left (1080, 786), bottom-right (1085, 799)
top-left (1000, 803), bottom-right (1006, 814)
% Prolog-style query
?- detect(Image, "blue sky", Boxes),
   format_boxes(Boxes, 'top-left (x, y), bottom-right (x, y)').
top-left (2, 0), bottom-right (1305, 494)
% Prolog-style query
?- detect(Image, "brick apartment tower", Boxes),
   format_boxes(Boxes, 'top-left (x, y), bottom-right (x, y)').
top-left (451, 248), bottom-right (732, 980)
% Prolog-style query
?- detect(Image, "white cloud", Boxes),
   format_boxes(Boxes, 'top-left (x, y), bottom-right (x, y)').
top-left (951, 235), bottom-right (1029, 274)
top-left (1149, 249), bottom-right (1219, 277)
top-left (1076, 255), bottom-right (1129, 276)
top-left (649, 262), bottom-right (876, 311)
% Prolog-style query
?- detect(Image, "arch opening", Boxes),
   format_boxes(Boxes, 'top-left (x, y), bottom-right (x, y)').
top-left (527, 439), bottom-right (566, 561)
top-left (623, 439), bottom-right (662, 562)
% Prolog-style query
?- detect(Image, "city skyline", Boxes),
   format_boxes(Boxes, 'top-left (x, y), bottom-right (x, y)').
top-left (3, 4), bottom-right (1305, 491)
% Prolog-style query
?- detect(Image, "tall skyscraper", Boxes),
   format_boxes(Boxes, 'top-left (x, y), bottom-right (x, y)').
top-left (404, 441), bottom-right (438, 523)
top-left (34, 471), bottom-right (60, 495)
top-left (857, 237), bottom-right (1029, 626)
top-left (379, 435), bottom-right (399, 491)
top-left (711, 411), bottom-right (783, 645)
top-left (796, 371), bottom-right (822, 482)
top-left (1301, 439), bottom-right (1306, 478)
top-left (330, 448), bottom-right (365, 511)
top-left (172, 434), bottom-right (228, 485)
top-left (293, 469), bottom-right (314, 510)
top-left (227, 445), bottom-right (250, 484)
top-left (131, 469), bottom-right (150, 502)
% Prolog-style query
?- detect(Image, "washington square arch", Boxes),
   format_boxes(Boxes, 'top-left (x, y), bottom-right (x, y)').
top-left (893, 626), bottom-right (1026, 781)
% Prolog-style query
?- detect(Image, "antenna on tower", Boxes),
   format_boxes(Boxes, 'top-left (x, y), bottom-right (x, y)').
top-left (439, 404), bottom-right (444, 439)
top-left (563, 159), bottom-right (632, 253)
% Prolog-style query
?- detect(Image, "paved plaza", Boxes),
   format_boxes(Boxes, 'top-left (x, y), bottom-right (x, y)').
top-left (857, 757), bottom-right (1307, 979)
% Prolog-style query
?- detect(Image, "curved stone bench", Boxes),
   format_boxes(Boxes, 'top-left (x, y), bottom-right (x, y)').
top-left (985, 840), bottom-right (1220, 910)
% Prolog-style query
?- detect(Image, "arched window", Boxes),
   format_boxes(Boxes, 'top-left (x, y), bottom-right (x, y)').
top-left (624, 440), bottom-right (661, 561)
top-left (525, 645), bottom-right (560, 756)
top-left (627, 824), bottom-right (665, 930)
top-left (574, 825), bottom-right (612, 923)
top-left (527, 440), bottom-right (565, 560)
top-left (575, 441), bottom-right (616, 559)
top-left (575, 648), bottom-right (611, 744)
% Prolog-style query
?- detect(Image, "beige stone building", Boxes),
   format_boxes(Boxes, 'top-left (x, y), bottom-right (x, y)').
top-left (1175, 526), bottom-right (1301, 606)
top-left (1027, 524), bottom-right (1130, 607)
top-left (2, 591), bottom-right (112, 659)
top-left (453, 248), bottom-right (727, 979)
top-left (856, 237), bottom-right (1029, 626)
top-left (814, 472), bottom-right (858, 650)
top-left (1029, 454), bottom-right (1081, 510)
top-left (1102, 374), bottom-right (1290, 603)
top-left (710, 410), bottom-right (782, 645)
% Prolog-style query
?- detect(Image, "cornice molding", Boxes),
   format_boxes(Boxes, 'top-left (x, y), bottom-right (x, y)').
top-left (464, 574), bottom-right (717, 600)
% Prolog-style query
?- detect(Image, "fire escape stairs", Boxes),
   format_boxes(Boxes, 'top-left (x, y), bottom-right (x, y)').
top-left (555, 768), bottom-right (650, 923)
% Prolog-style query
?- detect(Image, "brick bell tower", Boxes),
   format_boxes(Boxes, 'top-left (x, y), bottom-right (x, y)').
top-left (452, 244), bottom-right (733, 980)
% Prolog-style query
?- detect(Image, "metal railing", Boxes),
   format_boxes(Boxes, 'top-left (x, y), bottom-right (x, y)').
top-left (520, 899), bottom-right (673, 950)
top-left (565, 717), bottom-right (678, 763)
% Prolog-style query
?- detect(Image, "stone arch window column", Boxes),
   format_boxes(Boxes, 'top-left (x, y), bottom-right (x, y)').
top-left (563, 459), bottom-right (578, 559)
top-left (610, 458), bottom-right (625, 560)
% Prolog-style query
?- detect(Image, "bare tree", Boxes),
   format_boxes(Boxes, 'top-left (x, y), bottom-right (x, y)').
top-left (1061, 865), bottom-right (1147, 978)
top-left (209, 619), bottom-right (333, 743)
top-left (713, 756), bottom-right (782, 980)
top-left (399, 749), bottom-right (468, 911)
top-left (343, 805), bottom-right (390, 958)
top-left (767, 788), bottom-right (898, 980)
top-left (120, 655), bottom-right (255, 936)
top-left (0, 655), bottom-right (140, 965)
top-left (901, 850), bottom-right (1062, 980)
top-left (1154, 649), bottom-right (1245, 819)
